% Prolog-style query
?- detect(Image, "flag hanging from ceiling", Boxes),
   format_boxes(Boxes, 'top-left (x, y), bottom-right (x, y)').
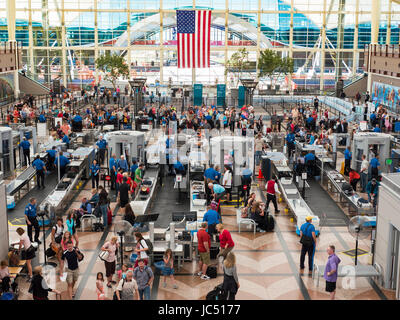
top-left (176, 10), bottom-right (211, 69)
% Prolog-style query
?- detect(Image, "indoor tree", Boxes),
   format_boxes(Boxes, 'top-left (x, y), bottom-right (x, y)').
top-left (95, 52), bottom-right (129, 89)
top-left (257, 49), bottom-right (281, 89)
top-left (225, 48), bottom-right (252, 88)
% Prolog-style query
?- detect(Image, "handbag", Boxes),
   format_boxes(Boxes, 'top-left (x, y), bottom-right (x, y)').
top-left (99, 250), bottom-right (110, 262)
top-left (300, 224), bottom-right (314, 246)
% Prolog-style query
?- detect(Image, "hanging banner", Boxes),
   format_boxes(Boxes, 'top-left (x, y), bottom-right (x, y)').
top-left (193, 83), bottom-right (203, 106)
top-left (217, 84), bottom-right (226, 107)
top-left (238, 86), bottom-right (245, 107)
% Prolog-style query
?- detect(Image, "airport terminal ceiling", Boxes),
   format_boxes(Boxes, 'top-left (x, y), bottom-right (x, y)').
top-left (1, 0), bottom-right (400, 88)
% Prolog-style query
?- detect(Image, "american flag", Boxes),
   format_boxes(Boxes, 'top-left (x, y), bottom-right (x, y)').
top-left (176, 10), bottom-right (211, 69)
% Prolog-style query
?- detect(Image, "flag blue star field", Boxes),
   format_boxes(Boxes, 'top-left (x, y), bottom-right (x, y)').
top-left (176, 10), bottom-right (211, 68)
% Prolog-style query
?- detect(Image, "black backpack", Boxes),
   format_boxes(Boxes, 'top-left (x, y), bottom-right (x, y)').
top-left (140, 239), bottom-right (153, 254)
top-left (206, 283), bottom-right (227, 300)
top-left (206, 266), bottom-right (217, 278)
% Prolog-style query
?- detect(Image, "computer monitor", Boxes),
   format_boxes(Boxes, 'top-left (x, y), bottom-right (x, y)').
top-left (172, 211), bottom-right (197, 222)
top-left (135, 213), bottom-right (159, 223)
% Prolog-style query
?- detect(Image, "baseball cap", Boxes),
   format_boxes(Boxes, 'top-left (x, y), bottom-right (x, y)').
top-left (305, 216), bottom-right (313, 221)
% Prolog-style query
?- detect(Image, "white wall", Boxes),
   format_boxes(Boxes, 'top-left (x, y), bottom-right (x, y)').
top-left (375, 178), bottom-right (400, 289)
top-left (0, 182), bottom-right (9, 261)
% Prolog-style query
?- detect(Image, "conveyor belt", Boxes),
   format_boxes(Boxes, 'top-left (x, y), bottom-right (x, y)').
top-left (6, 166), bottom-right (37, 195)
top-left (151, 173), bottom-right (190, 228)
top-left (7, 171), bottom-right (59, 225)
top-left (304, 179), bottom-right (349, 227)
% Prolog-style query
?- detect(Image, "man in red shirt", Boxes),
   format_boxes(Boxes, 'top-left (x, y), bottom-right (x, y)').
top-left (349, 168), bottom-right (361, 191)
top-left (216, 224), bottom-right (235, 265)
top-left (197, 222), bottom-right (211, 280)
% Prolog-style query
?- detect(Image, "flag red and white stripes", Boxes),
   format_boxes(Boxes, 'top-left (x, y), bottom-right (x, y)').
top-left (177, 10), bottom-right (211, 69)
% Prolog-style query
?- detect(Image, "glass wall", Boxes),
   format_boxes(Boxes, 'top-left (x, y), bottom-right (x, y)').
top-left (0, 0), bottom-right (398, 91)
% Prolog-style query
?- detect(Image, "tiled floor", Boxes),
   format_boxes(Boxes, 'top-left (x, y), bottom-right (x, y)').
top-left (8, 110), bottom-right (397, 301)
top-left (11, 174), bottom-right (396, 300)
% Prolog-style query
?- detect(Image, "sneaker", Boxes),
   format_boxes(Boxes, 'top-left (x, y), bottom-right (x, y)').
top-left (173, 284), bottom-right (178, 289)
top-left (197, 271), bottom-right (203, 276)
top-left (200, 275), bottom-right (210, 280)
top-left (35, 240), bottom-right (42, 245)
top-left (259, 229), bottom-right (266, 233)
top-left (163, 282), bottom-right (167, 288)
top-left (275, 210), bottom-right (280, 213)
top-left (26, 276), bottom-right (32, 283)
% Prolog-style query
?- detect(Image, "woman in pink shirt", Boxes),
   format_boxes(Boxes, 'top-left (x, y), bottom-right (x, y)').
top-left (216, 224), bottom-right (235, 264)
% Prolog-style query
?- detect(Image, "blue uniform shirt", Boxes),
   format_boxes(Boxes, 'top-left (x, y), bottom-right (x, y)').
top-left (46, 149), bottom-right (56, 158)
top-left (174, 161), bottom-right (185, 172)
top-left (55, 155), bottom-right (70, 167)
top-left (39, 114), bottom-right (46, 123)
top-left (344, 149), bottom-right (352, 160)
top-left (300, 222), bottom-right (316, 239)
top-left (373, 127), bottom-right (381, 133)
top-left (73, 115), bottom-right (82, 122)
top-left (96, 139), bottom-right (107, 149)
top-left (309, 135), bottom-right (315, 145)
top-left (130, 164), bottom-right (138, 175)
top-left (25, 203), bottom-right (37, 218)
top-left (109, 158), bottom-right (117, 172)
top-left (204, 168), bottom-right (218, 181)
top-left (286, 133), bottom-right (295, 143)
top-left (370, 157), bottom-right (380, 168)
top-left (304, 152), bottom-right (316, 162)
top-left (32, 158), bottom-right (45, 171)
top-left (90, 164), bottom-right (100, 176)
top-left (203, 209), bottom-right (220, 226)
top-left (62, 135), bottom-right (69, 144)
top-left (370, 113), bottom-right (377, 120)
top-left (20, 140), bottom-right (30, 150)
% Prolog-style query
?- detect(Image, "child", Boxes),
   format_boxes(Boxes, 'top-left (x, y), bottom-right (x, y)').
top-left (162, 249), bottom-right (178, 289)
top-left (96, 272), bottom-right (106, 300)
top-left (117, 264), bottom-right (133, 282)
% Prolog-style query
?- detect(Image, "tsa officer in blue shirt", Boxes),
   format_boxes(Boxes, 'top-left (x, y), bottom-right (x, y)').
top-left (370, 154), bottom-right (380, 179)
top-left (344, 146), bottom-right (352, 176)
top-left (299, 216), bottom-right (317, 272)
top-left (46, 146), bottom-right (57, 171)
top-left (373, 124), bottom-right (381, 133)
top-left (96, 135), bottom-right (108, 164)
top-left (61, 132), bottom-right (70, 149)
top-left (203, 202), bottom-right (220, 236)
top-left (54, 151), bottom-right (70, 178)
top-left (286, 131), bottom-right (296, 159)
top-left (304, 151), bottom-right (316, 176)
top-left (90, 159), bottom-right (100, 189)
top-left (109, 153), bottom-right (117, 190)
top-left (20, 137), bottom-right (31, 166)
top-left (25, 197), bottom-right (41, 244)
top-left (32, 154), bottom-right (47, 190)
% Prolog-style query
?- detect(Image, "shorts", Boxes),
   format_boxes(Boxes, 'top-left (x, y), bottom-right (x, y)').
top-left (24, 247), bottom-right (36, 260)
top-left (325, 281), bottom-right (336, 293)
top-left (162, 267), bottom-right (175, 276)
top-left (199, 251), bottom-right (211, 265)
top-left (66, 268), bottom-right (79, 284)
top-left (105, 260), bottom-right (116, 278)
top-left (225, 188), bottom-right (232, 196)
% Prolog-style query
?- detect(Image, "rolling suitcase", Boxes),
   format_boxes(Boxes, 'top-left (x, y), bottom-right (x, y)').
top-left (266, 214), bottom-right (275, 231)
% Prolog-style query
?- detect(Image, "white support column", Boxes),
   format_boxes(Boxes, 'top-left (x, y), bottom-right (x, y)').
top-left (319, 0), bottom-right (327, 93)
top-left (289, 0), bottom-right (294, 94)
top-left (61, 0), bottom-right (67, 88)
top-left (7, 0), bottom-right (20, 98)
top-left (94, 0), bottom-right (99, 85)
top-left (352, 0), bottom-right (359, 78)
top-left (386, 0), bottom-right (392, 45)
top-left (126, 2), bottom-right (131, 82)
top-left (368, 0), bottom-right (381, 93)
top-left (255, 0), bottom-right (261, 83)
top-left (28, 0), bottom-right (34, 76)
top-left (371, 0), bottom-right (381, 44)
top-left (192, 0), bottom-right (196, 85)
top-left (160, 3), bottom-right (164, 85)
top-left (224, 0), bottom-right (228, 86)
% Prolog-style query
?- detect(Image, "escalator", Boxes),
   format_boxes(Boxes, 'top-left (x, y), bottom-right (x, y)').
top-left (18, 71), bottom-right (50, 95)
